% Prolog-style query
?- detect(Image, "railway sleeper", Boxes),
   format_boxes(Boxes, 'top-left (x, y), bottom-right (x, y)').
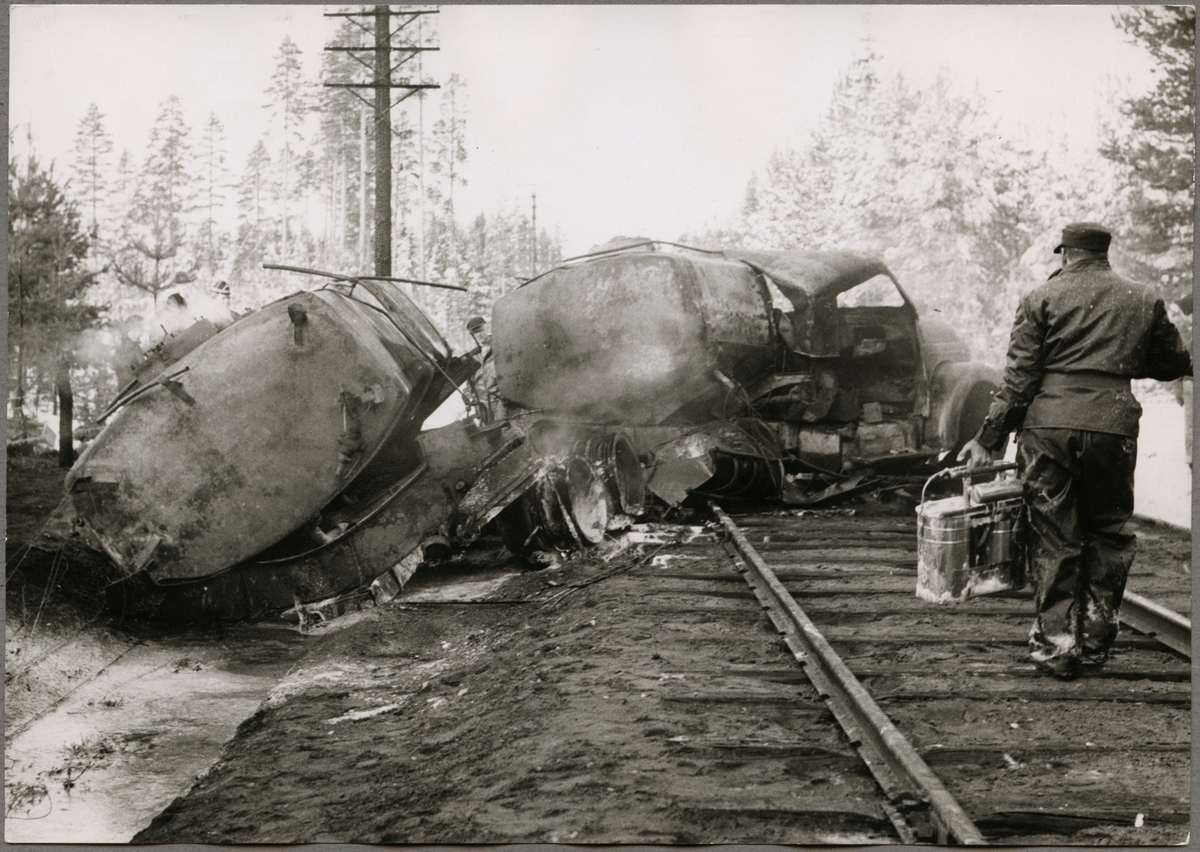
top-left (710, 502), bottom-right (1190, 847)
top-left (874, 689), bottom-right (1190, 705)
top-left (974, 806), bottom-right (1191, 838)
top-left (852, 665), bottom-right (1191, 682)
top-left (823, 632), bottom-right (1169, 651)
top-left (917, 743), bottom-right (1190, 764)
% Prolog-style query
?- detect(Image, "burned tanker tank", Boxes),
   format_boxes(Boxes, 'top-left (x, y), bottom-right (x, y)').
top-left (483, 240), bottom-right (1000, 530)
top-left (67, 274), bottom-right (461, 582)
top-left (493, 247), bottom-right (775, 424)
top-left (53, 268), bottom-right (536, 620)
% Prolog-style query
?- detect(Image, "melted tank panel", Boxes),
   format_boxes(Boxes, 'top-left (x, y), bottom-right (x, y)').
top-left (493, 253), bottom-right (774, 424)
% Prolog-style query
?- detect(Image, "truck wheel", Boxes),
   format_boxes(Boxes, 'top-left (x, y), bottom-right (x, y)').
top-left (497, 460), bottom-right (603, 559)
top-left (585, 432), bottom-right (646, 516)
top-left (495, 491), bottom-right (541, 559)
top-left (496, 483), bottom-right (573, 558)
top-left (563, 457), bottom-right (609, 544)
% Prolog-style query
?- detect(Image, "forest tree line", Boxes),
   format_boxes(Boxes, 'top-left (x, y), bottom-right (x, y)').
top-left (687, 6), bottom-right (1194, 367)
top-left (8, 6), bottom-right (1193, 433)
top-left (9, 20), bottom-right (563, 428)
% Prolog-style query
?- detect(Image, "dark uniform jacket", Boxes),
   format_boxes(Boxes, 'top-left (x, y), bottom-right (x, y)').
top-left (977, 258), bottom-right (1192, 451)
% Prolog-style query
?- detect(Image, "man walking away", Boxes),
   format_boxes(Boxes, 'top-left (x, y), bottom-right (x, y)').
top-left (958, 222), bottom-right (1192, 679)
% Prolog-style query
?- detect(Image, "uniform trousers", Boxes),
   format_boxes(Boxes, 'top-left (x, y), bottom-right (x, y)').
top-left (1016, 428), bottom-right (1138, 676)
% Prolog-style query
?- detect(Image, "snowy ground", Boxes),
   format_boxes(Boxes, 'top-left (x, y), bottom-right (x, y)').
top-left (995, 388), bottom-right (1191, 530)
top-left (1132, 391), bottom-right (1192, 529)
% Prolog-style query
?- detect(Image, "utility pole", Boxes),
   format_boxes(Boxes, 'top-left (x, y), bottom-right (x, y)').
top-left (372, 7), bottom-right (392, 278)
top-left (417, 15), bottom-right (427, 280)
top-left (531, 193), bottom-right (537, 279)
top-left (359, 110), bottom-right (368, 267)
top-left (324, 6), bottom-right (439, 277)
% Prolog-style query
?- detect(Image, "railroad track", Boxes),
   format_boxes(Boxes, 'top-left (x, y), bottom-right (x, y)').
top-left (113, 499), bottom-right (1191, 845)
top-left (699, 503), bottom-right (1191, 845)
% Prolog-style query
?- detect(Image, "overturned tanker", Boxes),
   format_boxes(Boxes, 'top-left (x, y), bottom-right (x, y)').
top-left (481, 239), bottom-right (1000, 547)
top-left (52, 268), bottom-right (542, 620)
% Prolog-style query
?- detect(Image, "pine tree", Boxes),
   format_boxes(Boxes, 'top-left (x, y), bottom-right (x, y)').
top-left (1101, 5), bottom-right (1195, 299)
top-left (425, 74), bottom-right (469, 281)
top-left (316, 20), bottom-right (371, 267)
top-left (431, 202), bottom-right (564, 351)
top-left (233, 139), bottom-right (275, 277)
top-left (70, 103), bottom-right (113, 238)
top-left (264, 36), bottom-right (313, 259)
top-left (698, 50), bottom-right (1055, 363)
top-left (111, 148), bottom-right (135, 223)
top-left (110, 95), bottom-right (197, 305)
top-left (391, 108), bottom-right (420, 276)
top-left (140, 95), bottom-right (195, 233)
top-left (195, 113), bottom-right (232, 277)
top-left (430, 75), bottom-right (468, 225)
top-left (8, 155), bottom-right (97, 424)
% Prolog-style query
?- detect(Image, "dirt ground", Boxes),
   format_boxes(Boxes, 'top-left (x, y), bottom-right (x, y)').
top-left (5, 451), bottom-right (1192, 845)
top-left (133, 535), bottom-right (899, 845)
top-left (5, 455), bottom-right (137, 735)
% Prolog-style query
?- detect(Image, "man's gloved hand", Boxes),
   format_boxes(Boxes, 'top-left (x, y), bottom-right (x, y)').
top-left (957, 438), bottom-right (996, 471)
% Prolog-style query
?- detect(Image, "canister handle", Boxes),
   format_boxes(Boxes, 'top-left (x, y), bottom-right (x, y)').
top-left (920, 462), bottom-right (1018, 507)
top-left (961, 462), bottom-right (1018, 503)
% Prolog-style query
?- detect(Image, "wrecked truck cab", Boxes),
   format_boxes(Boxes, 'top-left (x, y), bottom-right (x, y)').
top-left (489, 242), bottom-right (999, 509)
top-left (729, 248), bottom-right (997, 469)
top-left (716, 247), bottom-right (999, 473)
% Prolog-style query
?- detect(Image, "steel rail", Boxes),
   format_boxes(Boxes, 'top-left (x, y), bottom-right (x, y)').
top-left (710, 502), bottom-right (985, 846)
top-left (1132, 512), bottom-right (1191, 534)
top-left (1120, 591), bottom-right (1192, 659)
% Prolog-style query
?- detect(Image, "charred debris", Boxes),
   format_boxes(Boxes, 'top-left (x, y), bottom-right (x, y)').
top-left (49, 242), bottom-right (999, 621)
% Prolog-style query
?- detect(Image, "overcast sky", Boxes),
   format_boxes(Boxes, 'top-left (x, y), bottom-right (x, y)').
top-left (9, 4), bottom-right (1155, 257)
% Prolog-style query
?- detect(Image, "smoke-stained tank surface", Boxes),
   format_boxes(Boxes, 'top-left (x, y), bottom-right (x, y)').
top-left (492, 250), bottom-right (775, 424)
top-left (63, 278), bottom-right (461, 585)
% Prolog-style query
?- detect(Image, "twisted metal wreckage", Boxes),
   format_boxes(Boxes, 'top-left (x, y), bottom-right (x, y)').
top-left (51, 241), bottom-right (1000, 620)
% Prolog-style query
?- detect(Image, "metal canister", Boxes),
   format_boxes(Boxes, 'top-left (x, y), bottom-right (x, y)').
top-left (916, 464), bottom-right (1027, 604)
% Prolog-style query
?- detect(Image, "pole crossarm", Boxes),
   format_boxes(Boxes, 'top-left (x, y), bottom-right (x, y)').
top-left (324, 83), bottom-right (440, 90)
top-left (324, 9), bottom-right (438, 18)
top-left (325, 45), bottom-right (439, 52)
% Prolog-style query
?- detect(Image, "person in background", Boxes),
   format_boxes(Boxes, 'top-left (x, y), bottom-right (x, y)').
top-left (1168, 292), bottom-right (1192, 467)
top-left (466, 316), bottom-right (502, 423)
top-left (207, 280), bottom-right (237, 329)
top-left (957, 222), bottom-right (1192, 679)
